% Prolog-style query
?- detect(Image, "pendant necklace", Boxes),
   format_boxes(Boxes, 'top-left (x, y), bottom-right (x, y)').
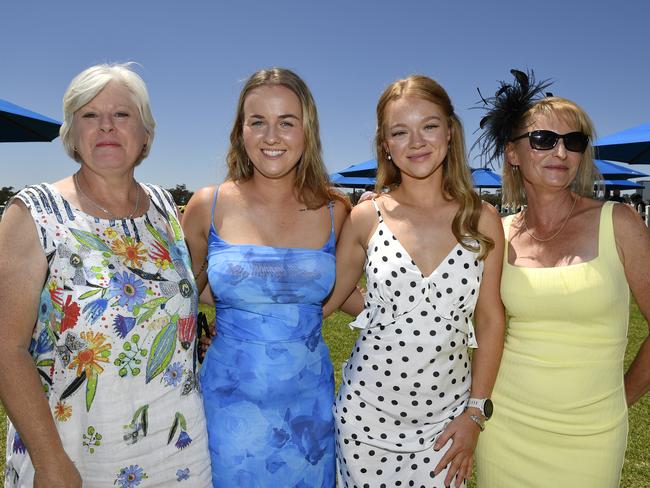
top-left (522, 194), bottom-right (578, 243)
top-left (74, 172), bottom-right (141, 220)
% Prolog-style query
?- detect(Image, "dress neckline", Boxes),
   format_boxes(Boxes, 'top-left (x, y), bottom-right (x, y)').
top-left (504, 202), bottom-right (607, 270)
top-left (369, 219), bottom-right (463, 279)
top-left (209, 223), bottom-right (334, 253)
top-left (209, 184), bottom-right (335, 252)
top-left (43, 182), bottom-right (152, 223)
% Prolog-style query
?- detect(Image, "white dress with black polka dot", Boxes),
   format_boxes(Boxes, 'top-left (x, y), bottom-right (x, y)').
top-left (334, 200), bottom-right (483, 488)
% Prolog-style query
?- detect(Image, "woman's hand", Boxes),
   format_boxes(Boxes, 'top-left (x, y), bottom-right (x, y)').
top-left (433, 411), bottom-right (481, 488)
top-left (34, 454), bottom-right (82, 488)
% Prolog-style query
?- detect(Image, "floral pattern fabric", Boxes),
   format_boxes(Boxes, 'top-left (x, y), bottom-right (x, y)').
top-left (201, 190), bottom-right (337, 487)
top-left (5, 183), bottom-right (211, 487)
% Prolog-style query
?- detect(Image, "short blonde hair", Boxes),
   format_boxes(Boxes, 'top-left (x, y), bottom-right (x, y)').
top-left (375, 75), bottom-right (493, 259)
top-left (60, 63), bottom-right (155, 164)
top-left (503, 97), bottom-right (599, 207)
top-left (226, 67), bottom-right (344, 209)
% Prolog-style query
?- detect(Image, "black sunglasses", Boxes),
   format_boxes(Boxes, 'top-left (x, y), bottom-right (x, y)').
top-left (511, 130), bottom-right (589, 153)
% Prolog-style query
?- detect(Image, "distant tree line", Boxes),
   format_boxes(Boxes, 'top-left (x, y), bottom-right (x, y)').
top-left (166, 184), bottom-right (193, 206)
top-left (0, 187), bottom-right (17, 207)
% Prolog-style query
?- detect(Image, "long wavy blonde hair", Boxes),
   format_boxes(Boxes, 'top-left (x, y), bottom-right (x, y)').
top-left (226, 67), bottom-right (346, 209)
top-left (375, 75), bottom-right (493, 259)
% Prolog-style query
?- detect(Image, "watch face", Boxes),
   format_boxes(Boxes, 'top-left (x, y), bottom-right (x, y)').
top-left (484, 399), bottom-right (494, 419)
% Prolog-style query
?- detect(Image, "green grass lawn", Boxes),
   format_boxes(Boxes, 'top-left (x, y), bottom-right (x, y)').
top-left (1, 303), bottom-right (647, 486)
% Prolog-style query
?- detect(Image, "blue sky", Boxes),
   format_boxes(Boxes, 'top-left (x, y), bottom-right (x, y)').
top-left (2, 0), bottom-right (649, 191)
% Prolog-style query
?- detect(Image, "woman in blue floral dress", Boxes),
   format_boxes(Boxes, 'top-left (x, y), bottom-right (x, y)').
top-left (183, 68), bottom-right (351, 487)
top-left (0, 64), bottom-right (211, 487)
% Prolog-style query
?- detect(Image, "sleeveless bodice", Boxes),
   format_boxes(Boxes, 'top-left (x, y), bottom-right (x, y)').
top-left (206, 227), bottom-right (335, 343)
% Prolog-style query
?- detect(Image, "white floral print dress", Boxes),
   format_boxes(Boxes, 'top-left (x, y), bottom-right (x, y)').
top-left (5, 183), bottom-right (211, 487)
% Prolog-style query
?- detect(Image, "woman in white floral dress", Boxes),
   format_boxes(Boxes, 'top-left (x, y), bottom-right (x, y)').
top-left (0, 64), bottom-right (211, 487)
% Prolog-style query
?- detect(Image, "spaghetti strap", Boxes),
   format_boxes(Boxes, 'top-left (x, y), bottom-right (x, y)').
top-left (211, 185), bottom-right (220, 223)
top-left (328, 201), bottom-right (336, 241)
top-left (370, 198), bottom-right (384, 222)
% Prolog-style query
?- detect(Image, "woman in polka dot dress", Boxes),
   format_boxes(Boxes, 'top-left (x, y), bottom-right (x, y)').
top-left (324, 76), bottom-right (505, 488)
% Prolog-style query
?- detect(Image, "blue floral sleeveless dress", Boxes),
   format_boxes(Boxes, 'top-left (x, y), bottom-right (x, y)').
top-left (200, 188), bottom-right (336, 487)
top-left (6, 183), bottom-right (211, 487)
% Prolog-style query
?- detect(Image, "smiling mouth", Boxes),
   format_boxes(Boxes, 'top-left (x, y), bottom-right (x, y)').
top-left (261, 149), bottom-right (286, 157)
top-left (96, 142), bottom-right (120, 147)
top-left (545, 165), bottom-right (568, 170)
top-left (408, 152), bottom-right (431, 160)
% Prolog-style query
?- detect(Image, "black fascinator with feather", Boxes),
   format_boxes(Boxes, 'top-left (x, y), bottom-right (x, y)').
top-left (474, 69), bottom-right (553, 166)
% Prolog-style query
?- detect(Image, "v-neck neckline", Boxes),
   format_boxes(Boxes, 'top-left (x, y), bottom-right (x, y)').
top-left (373, 219), bottom-right (463, 279)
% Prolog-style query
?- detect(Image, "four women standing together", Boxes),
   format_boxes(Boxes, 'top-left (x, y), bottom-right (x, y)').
top-left (0, 64), bottom-right (648, 488)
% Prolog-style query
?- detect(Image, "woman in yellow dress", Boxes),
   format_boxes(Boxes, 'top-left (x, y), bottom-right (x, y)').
top-left (474, 70), bottom-right (650, 487)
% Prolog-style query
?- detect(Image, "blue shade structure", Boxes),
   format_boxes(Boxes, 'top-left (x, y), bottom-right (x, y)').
top-left (335, 159), bottom-right (503, 189)
top-left (330, 173), bottom-right (376, 189)
top-left (594, 122), bottom-right (650, 164)
top-left (599, 179), bottom-right (643, 190)
top-left (337, 159), bottom-right (378, 178)
top-left (470, 167), bottom-right (502, 189)
top-left (0, 98), bottom-right (61, 142)
top-left (594, 159), bottom-right (648, 180)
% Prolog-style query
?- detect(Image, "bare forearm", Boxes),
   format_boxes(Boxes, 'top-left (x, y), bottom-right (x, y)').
top-left (338, 288), bottom-right (364, 317)
top-left (625, 336), bottom-right (650, 406)
top-left (0, 348), bottom-right (67, 467)
top-left (470, 323), bottom-right (504, 398)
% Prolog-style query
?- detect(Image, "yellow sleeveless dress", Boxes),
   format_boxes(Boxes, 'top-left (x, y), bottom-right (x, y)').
top-left (476, 202), bottom-right (628, 487)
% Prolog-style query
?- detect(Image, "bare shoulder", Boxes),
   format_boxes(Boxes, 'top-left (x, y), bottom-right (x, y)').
top-left (478, 201), bottom-right (504, 238)
top-left (0, 199), bottom-right (45, 268)
top-left (612, 201), bottom-right (650, 240)
top-left (342, 199), bottom-right (378, 243)
top-left (350, 199), bottom-right (379, 223)
top-left (612, 200), bottom-right (645, 225)
top-left (331, 198), bottom-right (350, 223)
top-left (182, 184), bottom-right (218, 237)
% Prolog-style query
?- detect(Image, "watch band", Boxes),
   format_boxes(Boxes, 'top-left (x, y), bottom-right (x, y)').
top-left (467, 397), bottom-right (487, 410)
top-left (467, 397), bottom-right (493, 419)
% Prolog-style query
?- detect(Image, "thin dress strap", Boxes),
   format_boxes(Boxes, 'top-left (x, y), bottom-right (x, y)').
top-left (370, 198), bottom-right (384, 222)
top-left (211, 185), bottom-right (220, 223)
top-left (327, 201), bottom-right (336, 240)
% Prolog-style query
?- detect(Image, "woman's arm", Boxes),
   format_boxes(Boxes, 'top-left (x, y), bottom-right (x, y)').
top-left (467, 202), bottom-right (506, 401)
top-left (434, 202), bottom-right (506, 487)
top-left (613, 204), bottom-right (650, 406)
top-left (182, 186), bottom-right (216, 295)
top-left (323, 201), bottom-right (376, 317)
top-left (0, 202), bottom-right (81, 487)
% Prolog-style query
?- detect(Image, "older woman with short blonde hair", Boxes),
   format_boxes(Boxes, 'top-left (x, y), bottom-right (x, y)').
top-left (0, 63), bottom-right (211, 487)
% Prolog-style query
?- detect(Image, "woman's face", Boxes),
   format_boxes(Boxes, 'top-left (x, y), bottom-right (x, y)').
top-left (73, 82), bottom-right (149, 173)
top-left (383, 96), bottom-right (450, 181)
top-left (242, 84), bottom-right (305, 180)
top-left (506, 112), bottom-right (583, 192)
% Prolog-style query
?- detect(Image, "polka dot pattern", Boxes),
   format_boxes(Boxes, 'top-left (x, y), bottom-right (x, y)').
top-left (336, 436), bottom-right (466, 488)
top-left (335, 200), bottom-right (483, 486)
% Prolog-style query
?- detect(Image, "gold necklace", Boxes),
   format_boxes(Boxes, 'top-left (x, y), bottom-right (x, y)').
top-left (522, 194), bottom-right (578, 243)
top-left (74, 172), bottom-right (141, 220)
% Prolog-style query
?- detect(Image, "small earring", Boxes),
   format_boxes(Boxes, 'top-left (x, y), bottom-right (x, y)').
top-left (387, 154), bottom-right (392, 161)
